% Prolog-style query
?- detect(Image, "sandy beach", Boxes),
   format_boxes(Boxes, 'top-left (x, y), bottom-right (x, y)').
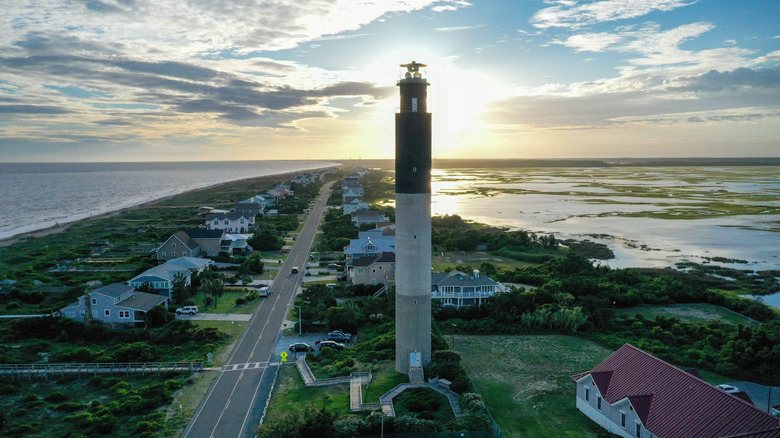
top-left (0, 165), bottom-right (338, 249)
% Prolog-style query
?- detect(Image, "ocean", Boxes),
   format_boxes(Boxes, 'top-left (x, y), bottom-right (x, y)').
top-left (0, 160), bottom-right (339, 240)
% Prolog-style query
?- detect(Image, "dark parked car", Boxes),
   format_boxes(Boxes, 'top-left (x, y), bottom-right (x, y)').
top-left (318, 340), bottom-right (346, 350)
top-left (289, 343), bottom-right (314, 352)
top-left (327, 333), bottom-right (351, 343)
top-left (328, 330), bottom-right (352, 339)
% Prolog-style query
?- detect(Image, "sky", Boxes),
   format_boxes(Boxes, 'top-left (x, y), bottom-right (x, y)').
top-left (1, 0), bottom-right (778, 162)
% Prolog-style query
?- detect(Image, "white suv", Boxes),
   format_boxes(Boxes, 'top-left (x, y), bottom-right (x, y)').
top-left (176, 306), bottom-right (199, 315)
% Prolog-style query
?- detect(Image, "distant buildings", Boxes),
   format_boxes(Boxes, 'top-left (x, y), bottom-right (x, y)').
top-left (573, 344), bottom-right (780, 438)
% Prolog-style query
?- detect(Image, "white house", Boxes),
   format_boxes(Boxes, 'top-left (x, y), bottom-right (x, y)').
top-left (572, 344), bottom-right (780, 438)
top-left (205, 212), bottom-right (255, 233)
top-left (344, 230), bottom-right (396, 260)
top-left (431, 270), bottom-right (502, 308)
top-left (61, 283), bottom-right (168, 327)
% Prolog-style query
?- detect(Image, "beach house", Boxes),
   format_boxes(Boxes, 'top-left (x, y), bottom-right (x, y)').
top-left (60, 283), bottom-right (168, 327)
top-left (572, 344), bottom-right (780, 438)
top-left (431, 270), bottom-right (502, 308)
top-left (128, 257), bottom-right (214, 295)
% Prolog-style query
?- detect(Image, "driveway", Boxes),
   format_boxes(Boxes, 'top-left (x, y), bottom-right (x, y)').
top-left (177, 313), bottom-right (252, 322)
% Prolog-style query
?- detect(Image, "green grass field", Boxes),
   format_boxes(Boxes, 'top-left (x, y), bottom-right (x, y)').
top-left (615, 303), bottom-right (759, 325)
top-left (431, 250), bottom-right (537, 272)
top-left (263, 364), bottom-right (350, 422)
top-left (456, 334), bottom-right (612, 438)
top-left (190, 291), bottom-right (263, 314)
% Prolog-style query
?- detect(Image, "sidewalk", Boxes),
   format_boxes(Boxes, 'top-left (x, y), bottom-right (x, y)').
top-left (178, 313), bottom-right (252, 321)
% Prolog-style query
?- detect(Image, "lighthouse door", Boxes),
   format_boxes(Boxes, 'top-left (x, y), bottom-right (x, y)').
top-left (410, 351), bottom-right (422, 368)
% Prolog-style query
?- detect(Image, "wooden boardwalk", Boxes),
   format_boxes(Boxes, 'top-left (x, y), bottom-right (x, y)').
top-left (0, 362), bottom-right (203, 380)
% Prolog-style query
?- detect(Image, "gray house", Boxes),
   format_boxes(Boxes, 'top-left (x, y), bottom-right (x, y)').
top-left (61, 283), bottom-right (168, 327)
top-left (156, 230), bottom-right (202, 262)
top-left (128, 257), bottom-right (214, 296)
top-left (431, 270), bottom-right (502, 308)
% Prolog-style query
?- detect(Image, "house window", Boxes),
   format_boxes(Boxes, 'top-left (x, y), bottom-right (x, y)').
top-left (119, 311), bottom-right (130, 318)
top-left (585, 388), bottom-right (590, 401)
top-left (171, 251), bottom-right (175, 257)
top-left (240, 219), bottom-right (244, 224)
top-left (183, 251), bottom-right (188, 256)
top-left (358, 268), bottom-right (364, 274)
top-left (224, 220), bottom-right (229, 225)
top-left (636, 423), bottom-right (641, 437)
top-left (365, 243), bottom-right (376, 252)
top-left (162, 251), bottom-right (166, 258)
top-left (597, 397), bottom-right (602, 411)
top-left (104, 309), bottom-right (110, 317)
top-left (91, 298), bottom-right (97, 305)
top-left (173, 243), bottom-right (176, 248)
top-left (621, 413), bottom-right (626, 428)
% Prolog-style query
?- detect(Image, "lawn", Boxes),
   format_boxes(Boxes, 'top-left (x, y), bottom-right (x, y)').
top-left (431, 250), bottom-right (538, 272)
top-left (456, 334), bottom-right (613, 438)
top-left (262, 364), bottom-right (350, 422)
top-left (189, 291), bottom-right (263, 314)
top-left (615, 303), bottom-right (759, 326)
top-left (363, 362), bottom-right (409, 402)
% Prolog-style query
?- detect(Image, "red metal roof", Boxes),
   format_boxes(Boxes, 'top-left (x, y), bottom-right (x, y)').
top-left (573, 344), bottom-right (780, 438)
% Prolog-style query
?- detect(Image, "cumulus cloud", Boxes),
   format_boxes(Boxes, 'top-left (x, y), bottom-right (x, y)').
top-left (532, 0), bottom-right (696, 29)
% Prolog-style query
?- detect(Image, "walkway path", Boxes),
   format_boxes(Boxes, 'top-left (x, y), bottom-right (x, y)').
top-left (178, 313), bottom-right (252, 321)
top-left (379, 382), bottom-right (463, 418)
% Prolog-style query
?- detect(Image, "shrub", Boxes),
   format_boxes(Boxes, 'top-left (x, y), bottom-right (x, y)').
top-left (235, 298), bottom-right (246, 305)
top-left (45, 392), bottom-right (68, 403)
top-left (0, 384), bottom-right (17, 395)
top-left (52, 402), bottom-right (87, 412)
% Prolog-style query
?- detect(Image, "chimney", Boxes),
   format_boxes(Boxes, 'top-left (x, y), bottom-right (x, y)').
top-left (474, 269), bottom-right (480, 278)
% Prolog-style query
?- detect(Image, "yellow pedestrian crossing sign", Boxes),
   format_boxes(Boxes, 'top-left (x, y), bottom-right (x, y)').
top-left (280, 351), bottom-right (288, 362)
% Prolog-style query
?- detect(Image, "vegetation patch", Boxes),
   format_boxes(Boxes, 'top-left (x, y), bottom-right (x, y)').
top-left (393, 388), bottom-right (454, 423)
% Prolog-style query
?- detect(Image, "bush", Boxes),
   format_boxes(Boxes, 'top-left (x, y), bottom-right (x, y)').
top-left (52, 401), bottom-right (87, 412)
top-left (235, 298), bottom-right (246, 305)
top-left (45, 392), bottom-right (68, 403)
top-left (0, 384), bottom-right (17, 395)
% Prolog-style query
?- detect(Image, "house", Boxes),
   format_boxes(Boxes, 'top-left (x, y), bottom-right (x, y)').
top-left (343, 187), bottom-right (365, 199)
top-left (292, 174), bottom-right (311, 185)
top-left (267, 184), bottom-right (292, 199)
top-left (351, 209), bottom-right (388, 227)
top-left (242, 194), bottom-right (276, 209)
top-left (344, 232), bottom-right (396, 260)
top-left (431, 270), bottom-right (502, 308)
top-left (128, 257), bottom-right (214, 295)
top-left (221, 233), bottom-right (252, 254)
top-left (235, 202), bottom-right (263, 218)
top-left (60, 283), bottom-right (168, 327)
top-left (572, 344), bottom-right (780, 438)
top-left (156, 231), bottom-right (202, 262)
top-left (205, 212), bottom-right (255, 233)
top-left (182, 229), bottom-right (225, 256)
top-left (350, 252), bottom-right (395, 285)
top-left (343, 197), bottom-right (369, 215)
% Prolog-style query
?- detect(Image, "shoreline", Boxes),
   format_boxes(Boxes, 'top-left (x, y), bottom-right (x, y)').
top-left (0, 165), bottom-right (339, 248)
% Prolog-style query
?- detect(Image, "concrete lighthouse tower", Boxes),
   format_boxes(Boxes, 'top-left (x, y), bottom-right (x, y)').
top-left (395, 61), bottom-right (432, 374)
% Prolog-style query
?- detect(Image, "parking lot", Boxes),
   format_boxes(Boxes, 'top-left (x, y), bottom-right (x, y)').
top-left (272, 332), bottom-right (355, 362)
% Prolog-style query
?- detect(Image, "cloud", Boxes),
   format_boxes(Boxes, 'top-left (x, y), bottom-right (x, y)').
top-left (435, 24), bottom-right (482, 32)
top-left (0, 105), bottom-right (71, 114)
top-left (484, 65), bottom-right (780, 130)
top-left (532, 0), bottom-right (696, 29)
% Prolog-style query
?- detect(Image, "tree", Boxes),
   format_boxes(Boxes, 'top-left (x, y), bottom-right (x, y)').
top-left (145, 305), bottom-right (173, 329)
top-left (171, 272), bottom-right (189, 303)
top-left (238, 253), bottom-right (264, 275)
top-left (199, 278), bottom-right (224, 308)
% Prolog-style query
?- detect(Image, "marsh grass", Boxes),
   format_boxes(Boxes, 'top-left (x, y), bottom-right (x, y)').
top-left (615, 303), bottom-right (760, 326)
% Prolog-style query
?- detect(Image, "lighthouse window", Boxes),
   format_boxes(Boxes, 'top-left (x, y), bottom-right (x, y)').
top-left (413, 167), bottom-right (417, 173)
top-left (412, 97), bottom-right (418, 112)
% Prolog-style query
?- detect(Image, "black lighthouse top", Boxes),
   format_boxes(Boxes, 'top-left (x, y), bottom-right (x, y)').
top-left (398, 61), bottom-right (429, 114)
top-left (395, 61), bottom-right (431, 194)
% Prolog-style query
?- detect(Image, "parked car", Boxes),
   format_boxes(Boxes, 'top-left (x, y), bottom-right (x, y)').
top-left (289, 343), bottom-right (314, 352)
top-left (717, 384), bottom-right (740, 393)
top-left (291, 267), bottom-right (299, 274)
top-left (176, 306), bottom-right (198, 315)
top-left (328, 329), bottom-right (352, 339)
top-left (318, 340), bottom-right (346, 350)
top-left (258, 287), bottom-right (271, 297)
top-left (327, 333), bottom-right (351, 343)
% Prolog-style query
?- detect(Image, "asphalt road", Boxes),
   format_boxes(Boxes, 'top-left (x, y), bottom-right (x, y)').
top-left (182, 183), bottom-right (333, 438)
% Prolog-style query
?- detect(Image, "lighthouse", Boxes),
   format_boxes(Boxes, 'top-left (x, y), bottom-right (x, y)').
top-left (395, 61), bottom-right (432, 374)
